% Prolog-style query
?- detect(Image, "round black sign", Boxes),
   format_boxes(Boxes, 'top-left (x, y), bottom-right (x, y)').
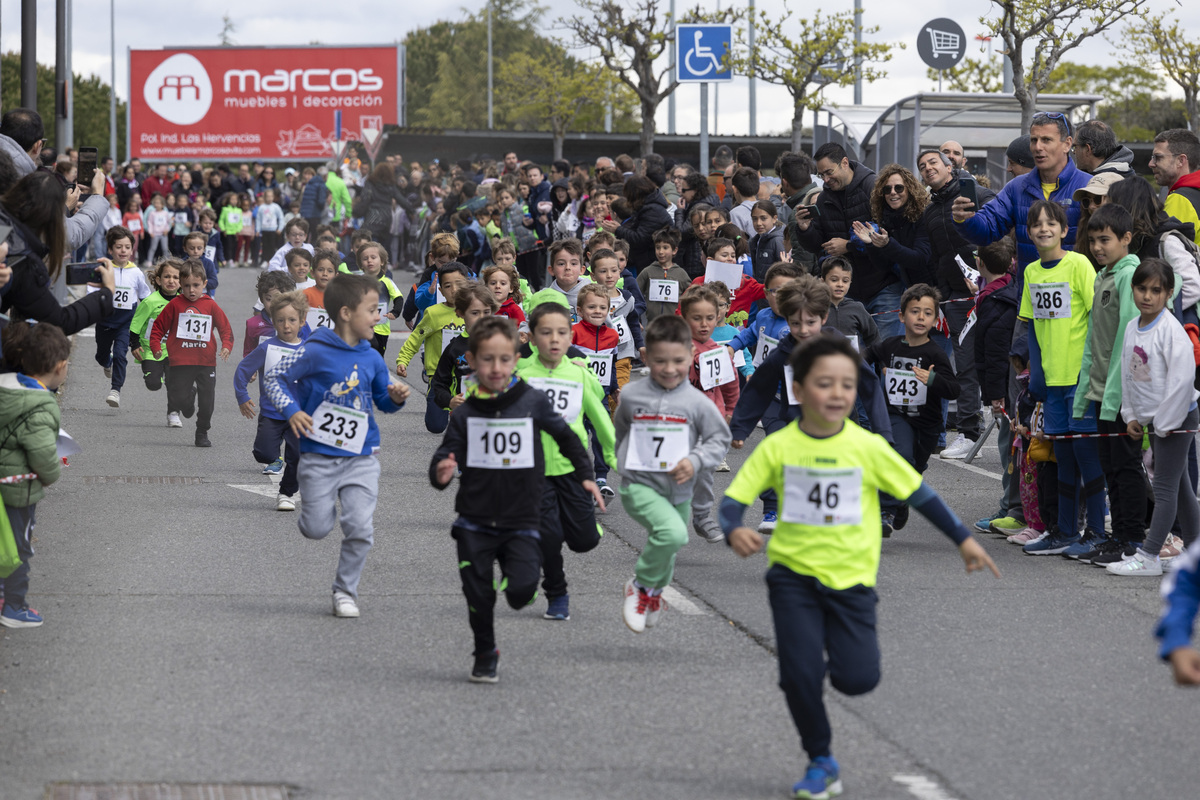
top-left (918, 18), bottom-right (967, 70)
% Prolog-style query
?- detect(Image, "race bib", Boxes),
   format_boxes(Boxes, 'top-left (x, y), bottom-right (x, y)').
top-left (307, 401), bottom-right (368, 454)
top-left (377, 299), bottom-right (390, 319)
top-left (698, 347), bottom-right (735, 390)
top-left (175, 312), bottom-right (212, 342)
top-left (783, 365), bottom-right (800, 405)
top-left (847, 334), bottom-right (859, 352)
top-left (611, 314), bottom-right (632, 346)
top-left (753, 334), bottom-right (779, 368)
top-left (885, 368), bottom-right (928, 408)
top-left (649, 279), bottom-right (678, 304)
top-left (1031, 282), bottom-right (1071, 320)
top-left (733, 349), bottom-right (746, 368)
top-left (127, 218), bottom-right (142, 232)
top-left (306, 307), bottom-right (334, 330)
top-left (204, 245), bottom-right (216, 262)
top-left (259, 333), bottom-right (273, 344)
top-left (466, 417), bottom-right (535, 469)
top-left (264, 344), bottom-right (290, 375)
top-left (624, 421), bottom-right (689, 472)
top-left (112, 285), bottom-right (136, 310)
top-left (442, 327), bottom-right (463, 353)
top-left (527, 377), bottom-right (584, 423)
top-left (586, 353), bottom-right (614, 383)
top-left (781, 466), bottom-right (863, 526)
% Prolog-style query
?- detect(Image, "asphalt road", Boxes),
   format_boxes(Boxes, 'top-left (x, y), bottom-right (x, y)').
top-left (2, 267), bottom-right (1198, 800)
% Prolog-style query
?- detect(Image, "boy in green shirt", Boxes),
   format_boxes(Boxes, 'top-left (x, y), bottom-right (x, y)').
top-left (517, 303), bottom-right (615, 621)
top-left (130, 259), bottom-right (182, 425)
top-left (721, 334), bottom-right (998, 800)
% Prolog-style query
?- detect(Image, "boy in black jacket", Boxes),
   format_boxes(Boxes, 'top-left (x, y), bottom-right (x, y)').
top-left (430, 283), bottom-right (499, 413)
top-left (864, 283), bottom-right (960, 533)
top-left (430, 317), bottom-right (604, 684)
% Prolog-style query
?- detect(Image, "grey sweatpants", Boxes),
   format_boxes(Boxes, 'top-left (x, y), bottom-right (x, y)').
top-left (298, 452), bottom-right (381, 599)
top-left (691, 467), bottom-right (716, 525)
top-left (1145, 409), bottom-right (1200, 555)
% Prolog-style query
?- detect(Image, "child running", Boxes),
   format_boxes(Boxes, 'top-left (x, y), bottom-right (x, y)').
top-left (517, 303), bottom-right (615, 621)
top-left (91, 226), bottom-right (152, 409)
top-left (431, 284), bottom-right (498, 415)
top-left (1112, 259), bottom-right (1199, 576)
top-left (636, 227), bottom-right (690, 320)
top-left (721, 334), bottom-right (998, 800)
top-left (0, 322), bottom-right (70, 629)
top-left (397, 262), bottom-right (471, 433)
top-left (264, 273), bottom-right (411, 618)
top-left (303, 250), bottom-right (340, 331)
top-left (130, 258), bottom-right (182, 425)
top-left (615, 315), bottom-right (732, 633)
top-left (235, 291), bottom-right (309, 512)
top-left (149, 260), bottom-right (235, 447)
top-left (245, 271), bottom-right (301, 357)
top-left (482, 261), bottom-right (526, 325)
top-left (590, 248), bottom-right (644, 407)
top-left (358, 242), bottom-right (402, 357)
top-left (430, 316), bottom-right (602, 682)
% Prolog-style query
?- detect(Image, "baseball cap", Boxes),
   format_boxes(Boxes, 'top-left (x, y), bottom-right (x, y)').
top-left (1072, 172), bottom-right (1125, 201)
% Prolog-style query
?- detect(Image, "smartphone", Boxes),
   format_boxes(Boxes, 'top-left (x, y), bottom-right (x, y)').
top-left (65, 261), bottom-right (102, 285)
top-left (78, 146), bottom-right (98, 187)
top-left (799, 204), bottom-right (820, 217)
top-left (0, 221), bottom-right (12, 244)
top-left (959, 176), bottom-right (978, 207)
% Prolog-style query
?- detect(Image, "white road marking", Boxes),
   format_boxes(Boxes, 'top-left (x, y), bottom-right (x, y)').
top-left (937, 458), bottom-right (1002, 481)
top-left (893, 774), bottom-right (958, 800)
top-left (661, 586), bottom-right (706, 615)
top-left (227, 484), bottom-right (278, 498)
top-left (74, 328), bottom-right (96, 338)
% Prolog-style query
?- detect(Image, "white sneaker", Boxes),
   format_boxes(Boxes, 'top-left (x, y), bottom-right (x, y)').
top-left (644, 590), bottom-right (668, 629)
top-left (333, 591), bottom-right (360, 617)
top-left (103, 365), bottom-right (112, 379)
top-left (167, 412), bottom-right (183, 428)
top-left (716, 459), bottom-right (730, 472)
top-left (622, 578), bottom-right (649, 633)
top-left (1105, 549), bottom-right (1163, 577)
top-left (276, 493), bottom-right (296, 511)
top-left (939, 433), bottom-right (973, 459)
top-left (105, 389), bottom-right (120, 408)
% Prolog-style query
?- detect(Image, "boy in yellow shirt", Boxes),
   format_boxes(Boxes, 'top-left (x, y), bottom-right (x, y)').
top-left (396, 261), bottom-right (471, 432)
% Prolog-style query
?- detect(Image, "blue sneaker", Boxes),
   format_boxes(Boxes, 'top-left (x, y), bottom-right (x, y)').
top-left (1061, 528), bottom-right (1105, 560)
top-left (0, 604), bottom-right (43, 628)
top-left (262, 457), bottom-right (284, 475)
top-left (974, 516), bottom-right (995, 533)
top-left (543, 594), bottom-right (570, 621)
top-left (758, 510), bottom-right (778, 534)
top-left (793, 755), bottom-right (842, 799)
top-left (1023, 527), bottom-right (1079, 556)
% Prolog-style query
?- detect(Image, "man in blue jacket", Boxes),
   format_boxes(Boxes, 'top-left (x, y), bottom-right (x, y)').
top-left (952, 112), bottom-right (1091, 267)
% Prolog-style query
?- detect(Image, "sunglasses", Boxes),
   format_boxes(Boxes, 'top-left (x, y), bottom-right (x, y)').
top-left (1035, 110), bottom-right (1072, 136)
top-left (882, 184), bottom-right (906, 195)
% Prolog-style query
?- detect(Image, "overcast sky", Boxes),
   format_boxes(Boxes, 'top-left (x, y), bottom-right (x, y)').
top-left (3, 0), bottom-right (1196, 137)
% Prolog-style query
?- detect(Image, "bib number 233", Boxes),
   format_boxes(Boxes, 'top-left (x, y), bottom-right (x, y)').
top-left (308, 401), bottom-right (369, 454)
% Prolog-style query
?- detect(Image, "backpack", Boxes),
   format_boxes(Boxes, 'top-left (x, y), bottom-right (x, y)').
top-left (1160, 229), bottom-right (1200, 324)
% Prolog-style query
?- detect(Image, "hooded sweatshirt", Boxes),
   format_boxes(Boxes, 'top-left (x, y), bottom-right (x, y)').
top-left (264, 326), bottom-right (404, 457)
top-left (0, 373), bottom-right (61, 508)
top-left (1166, 170), bottom-right (1200, 248)
top-left (1073, 253), bottom-right (1144, 422)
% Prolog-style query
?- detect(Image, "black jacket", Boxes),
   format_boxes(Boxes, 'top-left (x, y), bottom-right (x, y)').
top-left (782, 185), bottom-right (821, 275)
top-left (616, 189), bottom-right (675, 273)
top-left (429, 380), bottom-right (593, 530)
top-left (924, 175), bottom-right (997, 298)
top-left (796, 162), bottom-right (880, 298)
top-left (0, 209), bottom-right (113, 336)
top-left (431, 334), bottom-right (471, 409)
top-left (360, 179), bottom-right (412, 236)
top-left (973, 275), bottom-right (1019, 404)
top-left (864, 209), bottom-right (930, 290)
top-left (676, 221), bottom-right (707, 280)
top-left (749, 225), bottom-right (785, 282)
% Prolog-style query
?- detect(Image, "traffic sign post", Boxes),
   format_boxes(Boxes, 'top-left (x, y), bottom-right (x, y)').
top-left (676, 23), bottom-right (732, 175)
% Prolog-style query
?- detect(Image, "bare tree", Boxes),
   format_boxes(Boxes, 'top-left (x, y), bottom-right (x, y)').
top-left (982, 0), bottom-right (1149, 132)
top-left (219, 13), bottom-right (237, 47)
top-left (558, 0), bottom-right (736, 154)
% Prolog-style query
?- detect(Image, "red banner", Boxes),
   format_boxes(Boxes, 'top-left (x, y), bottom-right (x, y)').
top-left (129, 46), bottom-right (400, 161)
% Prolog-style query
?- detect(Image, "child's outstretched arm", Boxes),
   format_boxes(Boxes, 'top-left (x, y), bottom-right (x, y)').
top-left (430, 409), bottom-right (468, 490)
top-left (1157, 547), bottom-right (1200, 684)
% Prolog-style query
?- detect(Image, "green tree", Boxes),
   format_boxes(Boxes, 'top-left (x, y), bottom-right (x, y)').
top-left (926, 57), bottom-right (1003, 93)
top-left (498, 52), bottom-right (609, 159)
top-left (0, 52), bottom-right (126, 158)
top-left (1121, 13), bottom-right (1200, 134)
top-left (558, 0), bottom-right (738, 154)
top-left (982, 0), bottom-right (1150, 132)
top-left (730, 4), bottom-right (898, 151)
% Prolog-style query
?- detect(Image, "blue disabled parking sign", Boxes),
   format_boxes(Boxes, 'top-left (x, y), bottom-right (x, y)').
top-left (677, 24), bottom-right (733, 83)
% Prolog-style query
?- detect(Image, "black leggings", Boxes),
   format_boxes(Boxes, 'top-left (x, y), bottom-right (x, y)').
top-left (453, 526), bottom-right (541, 655)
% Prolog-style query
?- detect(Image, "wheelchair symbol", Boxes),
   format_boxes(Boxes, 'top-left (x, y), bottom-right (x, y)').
top-left (685, 30), bottom-right (722, 77)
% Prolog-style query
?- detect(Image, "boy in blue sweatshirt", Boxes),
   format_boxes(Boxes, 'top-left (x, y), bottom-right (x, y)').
top-left (235, 291), bottom-right (309, 512)
top-left (1158, 546), bottom-right (1200, 685)
top-left (264, 273), bottom-right (411, 619)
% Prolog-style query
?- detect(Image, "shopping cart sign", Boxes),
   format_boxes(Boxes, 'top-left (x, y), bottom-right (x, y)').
top-left (917, 18), bottom-right (966, 70)
top-left (677, 24), bottom-right (733, 83)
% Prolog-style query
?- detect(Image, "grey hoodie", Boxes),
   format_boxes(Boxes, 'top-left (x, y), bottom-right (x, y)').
top-left (1093, 145), bottom-right (1135, 176)
top-left (0, 133), bottom-right (37, 178)
top-left (614, 375), bottom-right (732, 504)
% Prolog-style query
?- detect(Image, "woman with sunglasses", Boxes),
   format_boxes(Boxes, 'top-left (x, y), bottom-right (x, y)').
top-left (253, 167), bottom-right (281, 202)
top-left (850, 164), bottom-right (930, 339)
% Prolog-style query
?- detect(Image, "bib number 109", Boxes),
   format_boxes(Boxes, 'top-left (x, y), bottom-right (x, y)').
top-left (466, 418), bottom-right (535, 469)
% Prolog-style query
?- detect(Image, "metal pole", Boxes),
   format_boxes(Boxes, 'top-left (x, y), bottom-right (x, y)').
top-left (700, 82), bottom-right (709, 178)
top-left (714, 0), bottom-right (720, 137)
top-left (668, 0), bottom-right (676, 135)
top-left (853, 0), bottom-right (862, 105)
top-left (56, 0), bottom-right (68, 148)
top-left (487, 1), bottom-right (494, 130)
top-left (110, 0), bottom-right (118, 165)
top-left (748, 0), bottom-right (756, 135)
top-left (64, 0), bottom-right (74, 148)
top-left (1003, 54), bottom-right (1014, 94)
top-left (21, 0), bottom-right (37, 109)
top-left (605, 74), bottom-right (613, 133)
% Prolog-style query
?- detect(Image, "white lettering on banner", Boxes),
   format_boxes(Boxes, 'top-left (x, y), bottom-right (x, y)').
top-left (223, 68), bottom-right (384, 94)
